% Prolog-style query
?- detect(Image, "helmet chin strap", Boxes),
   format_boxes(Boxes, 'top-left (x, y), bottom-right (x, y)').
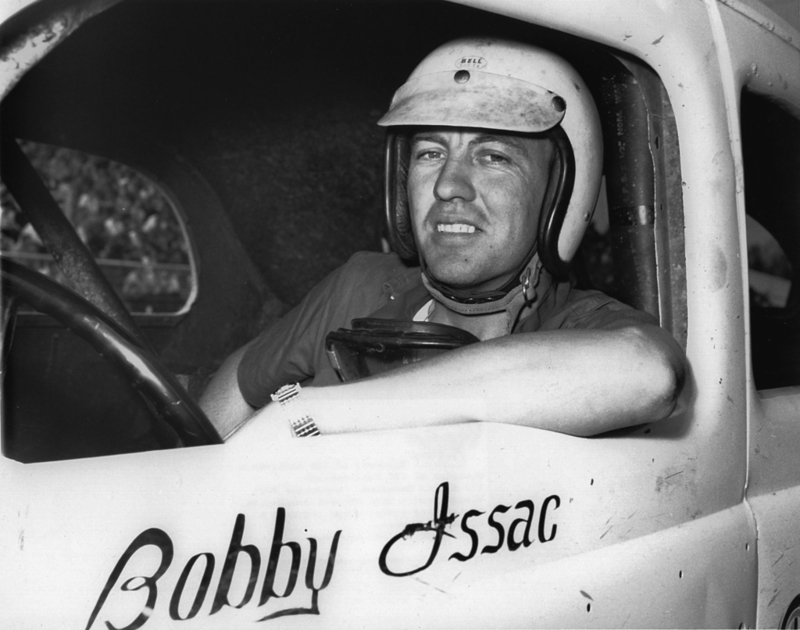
top-left (421, 252), bottom-right (544, 316)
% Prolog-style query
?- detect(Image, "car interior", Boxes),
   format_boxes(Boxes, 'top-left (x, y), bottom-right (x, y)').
top-left (0, 0), bottom-right (688, 463)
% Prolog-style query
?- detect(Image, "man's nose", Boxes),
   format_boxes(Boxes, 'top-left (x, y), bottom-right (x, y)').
top-left (433, 155), bottom-right (476, 202)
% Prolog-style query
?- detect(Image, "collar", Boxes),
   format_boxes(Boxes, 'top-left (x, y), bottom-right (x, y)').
top-left (423, 254), bottom-right (554, 333)
top-left (369, 254), bottom-right (557, 335)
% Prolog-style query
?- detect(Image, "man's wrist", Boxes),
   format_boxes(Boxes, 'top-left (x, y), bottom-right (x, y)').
top-left (270, 383), bottom-right (320, 437)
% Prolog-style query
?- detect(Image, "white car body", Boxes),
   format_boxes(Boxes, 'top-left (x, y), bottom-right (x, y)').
top-left (1, 0), bottom-right (799, 628)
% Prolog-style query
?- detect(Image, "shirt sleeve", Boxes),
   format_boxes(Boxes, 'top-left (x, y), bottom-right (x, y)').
top-left (236, 252), bottom-right (410, 407)
top-left (539, 286), bottom-right (659, 332)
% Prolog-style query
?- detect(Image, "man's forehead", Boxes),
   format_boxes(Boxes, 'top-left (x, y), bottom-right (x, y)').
top-left (410, 128), bottom-right (539, 151)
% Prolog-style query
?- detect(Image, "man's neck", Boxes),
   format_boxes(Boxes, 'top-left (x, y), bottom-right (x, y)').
top-left (427, 301), bottom-right (509, 341)
top-left (420, 254), bottom-right (556, 340)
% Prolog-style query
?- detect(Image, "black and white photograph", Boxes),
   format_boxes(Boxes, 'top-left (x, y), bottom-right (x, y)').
top-left (1, 0), bottom-right (799, 627)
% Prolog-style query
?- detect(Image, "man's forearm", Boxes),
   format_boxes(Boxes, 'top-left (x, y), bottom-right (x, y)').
top-left (199, 345), bottom-right (257, 439)
top-left (298, 323), bottom-right (685, 438)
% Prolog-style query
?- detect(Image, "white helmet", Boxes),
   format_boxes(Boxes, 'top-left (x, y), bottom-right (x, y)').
top-left (378, 37), bottom-right (603, 295)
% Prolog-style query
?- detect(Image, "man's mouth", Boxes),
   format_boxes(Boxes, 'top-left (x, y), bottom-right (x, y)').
top-left (436, 223), bottom-right (477, 234)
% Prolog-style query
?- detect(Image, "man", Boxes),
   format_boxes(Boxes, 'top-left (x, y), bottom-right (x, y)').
top-left (200, 38), bottom-right (686, 441)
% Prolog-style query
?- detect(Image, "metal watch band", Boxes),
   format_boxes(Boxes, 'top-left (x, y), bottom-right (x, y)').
top-left (271, 382), bottom-right (301, 405)
top-left (270, 383), bottom-right (320, 437)
top-left (290, 415), bottom-right (321, 438)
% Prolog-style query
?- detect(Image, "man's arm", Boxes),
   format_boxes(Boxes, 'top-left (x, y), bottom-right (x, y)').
top-left (198, 344), bottom-right (256, 439)
top-left (251, 321), bottom-right (686, 439)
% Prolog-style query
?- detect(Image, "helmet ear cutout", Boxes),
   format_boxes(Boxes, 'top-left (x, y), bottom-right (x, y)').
top-left (384, 131), bottom-right (417, 261)
top-left (537, 125), bottom-right (576, 279)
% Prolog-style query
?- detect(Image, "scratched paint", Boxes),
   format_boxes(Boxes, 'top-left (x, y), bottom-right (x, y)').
top-left (0, 0), bottom-right (122, 100)
top-left (0, 16), bottom-right (69, 100)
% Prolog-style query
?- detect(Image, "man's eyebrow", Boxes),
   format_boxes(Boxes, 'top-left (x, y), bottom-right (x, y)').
top-left (468, 134), bottom-right (525, 151)
top-left (410, 132), bottom-right (446, 145)
top-left (410, 132), bottom-right (525, 151)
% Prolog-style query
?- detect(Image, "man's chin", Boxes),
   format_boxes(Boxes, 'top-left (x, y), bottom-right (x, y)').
top-left (426, 259), bottom-right (525, 293)
top-left (425, 267), bottom-right (476, 288)
top-left (426, 267), bottom-right (498, 293)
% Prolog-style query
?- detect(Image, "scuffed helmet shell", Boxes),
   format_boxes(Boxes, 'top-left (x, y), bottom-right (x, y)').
top-left (378, 70), bottom-right (566, 133)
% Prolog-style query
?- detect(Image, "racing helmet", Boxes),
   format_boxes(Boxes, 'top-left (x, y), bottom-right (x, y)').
top-left (378, 37), bottom-right (603, 291)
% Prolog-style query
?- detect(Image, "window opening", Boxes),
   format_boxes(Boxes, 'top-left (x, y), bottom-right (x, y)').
top-left (741, 89), bottom-right (800, 389)
top-left (0, 140), bottom-right (196, 314)
top-left (747, 216), bottom-right (792, 309)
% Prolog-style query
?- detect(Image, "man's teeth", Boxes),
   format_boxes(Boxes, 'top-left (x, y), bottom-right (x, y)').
top-left (437, 223), bottom-right (476, 234)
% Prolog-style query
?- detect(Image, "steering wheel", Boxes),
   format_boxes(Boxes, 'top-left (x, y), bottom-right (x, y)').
top-left (1, 257), bottom-right (222, 447)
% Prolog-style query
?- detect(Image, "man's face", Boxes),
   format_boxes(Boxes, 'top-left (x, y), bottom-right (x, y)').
top-left (407, 128), bottom-right (553, 292)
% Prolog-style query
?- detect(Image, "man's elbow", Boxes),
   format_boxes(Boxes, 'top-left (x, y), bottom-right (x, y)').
top-left (625, 324), bottom-right (687, 422)
top-left (641, 357), bottom-right (683, 422)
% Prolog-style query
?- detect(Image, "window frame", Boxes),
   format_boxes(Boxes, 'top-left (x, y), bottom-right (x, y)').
top-left (4, 137), bottom-right (201, 328)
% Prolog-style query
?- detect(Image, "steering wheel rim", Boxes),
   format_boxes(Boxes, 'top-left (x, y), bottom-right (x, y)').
top-left (1, 256), bottom-right (222, 447)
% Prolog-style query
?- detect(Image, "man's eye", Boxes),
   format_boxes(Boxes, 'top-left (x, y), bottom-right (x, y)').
top-left (480, 153), bottom-right (510, 165)
top-left (415, 149), bottom-right (444, 161)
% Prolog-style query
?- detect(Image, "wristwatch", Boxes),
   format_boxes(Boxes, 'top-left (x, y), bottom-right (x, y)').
top-left (270, 383), bottom-right (320, 437)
